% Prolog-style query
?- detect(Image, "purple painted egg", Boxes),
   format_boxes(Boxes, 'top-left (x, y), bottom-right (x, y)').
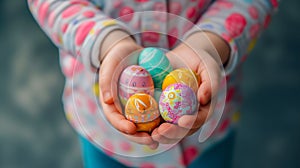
top-left (159, 83), bottom-right (198, 124)
top-left (119, 65), bottom-right (154, 106)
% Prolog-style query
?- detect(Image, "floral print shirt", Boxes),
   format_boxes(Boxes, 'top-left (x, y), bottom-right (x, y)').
top-left (28, 0), bottom-right (278, 167)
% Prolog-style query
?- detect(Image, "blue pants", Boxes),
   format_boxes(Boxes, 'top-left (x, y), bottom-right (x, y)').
top-left (80, 130), bottom-right (235, 168)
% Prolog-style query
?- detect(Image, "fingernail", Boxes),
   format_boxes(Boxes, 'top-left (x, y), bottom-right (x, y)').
top-left (103, 91), bottom-right (111, 103)
top-left (149, 143), bottom-right (158, 150)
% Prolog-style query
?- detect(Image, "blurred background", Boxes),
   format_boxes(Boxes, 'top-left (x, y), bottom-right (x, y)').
top-left (1, 0), bottom-right (299, 168)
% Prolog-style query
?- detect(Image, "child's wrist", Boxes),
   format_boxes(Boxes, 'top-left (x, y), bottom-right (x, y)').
top-left (99, 30), bottom-right (135, 63)
top-left (184, 31), bottom-right (230, 65)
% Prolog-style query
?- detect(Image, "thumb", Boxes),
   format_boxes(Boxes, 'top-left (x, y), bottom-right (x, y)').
top-left (197, 53), bottom-right (221, 105)
top-left (99, 54), bottom-right (123, 104)
top-left (99, 41), bottom-right (142, 105)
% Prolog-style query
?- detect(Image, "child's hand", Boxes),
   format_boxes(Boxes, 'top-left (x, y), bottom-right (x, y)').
top-left (98, 31), bottom-right (159, 149)
top-left (151, 32), bottom-right (229, 144)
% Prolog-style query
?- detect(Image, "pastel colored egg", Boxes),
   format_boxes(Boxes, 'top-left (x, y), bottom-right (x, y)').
top-left (162, 68), bottom-right (200, 93)
top-left (159, 83), bottom-right (198, 124)
top-left (135, 117), bottom-right (161, 132)
top-left (119, 65), bottom-right (154, 106)
top-left (138, 47), bottom-right (173, 88)
top-left (125, 93), bottom-right (161, 132)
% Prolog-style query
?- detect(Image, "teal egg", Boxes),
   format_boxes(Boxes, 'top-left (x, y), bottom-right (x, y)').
top-left (138, 47), bottom-right (173, 88)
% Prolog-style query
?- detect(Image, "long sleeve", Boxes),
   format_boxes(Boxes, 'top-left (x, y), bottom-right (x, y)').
top-left (27, 0), bottom-right (132, 69)
top-left (185, 0), bottom-right (279, 74)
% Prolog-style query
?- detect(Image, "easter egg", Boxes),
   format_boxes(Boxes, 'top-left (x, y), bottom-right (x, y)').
top-left (162, 68), bottom-right (200, 93)
top-left (159, 83), bottom-right (198, 124)
top-left (125, 93), bottom-right (161, 132)
top-left (119, 65), bottom-right (154, 106)
top-left (138, 47), bottom-right (173, 88)
top-left (135, 117), bottom-right (161, 132)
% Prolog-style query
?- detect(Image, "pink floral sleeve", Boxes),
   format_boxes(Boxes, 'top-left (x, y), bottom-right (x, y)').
top-left (186, 0), bottom-right (279, 74)
top-left (27, 0), bottom-right (132, 69)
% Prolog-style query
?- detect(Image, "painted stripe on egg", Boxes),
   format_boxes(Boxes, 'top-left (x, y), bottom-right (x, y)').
top-left (139, 49), bottom-right (158, 64)
top-left (151, 63), bottom-right (173, 78)
top-left (119, 83), bottom-right (154, 90)
top-left (144, 55), bottom-right (168, 71)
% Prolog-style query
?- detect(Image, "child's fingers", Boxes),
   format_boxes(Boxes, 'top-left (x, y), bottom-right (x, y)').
top-left (99, 91), bottom-right (136, 134)
top-left (148, 142), bottom-right (159, 150)
top-left (123, 132), bottom-right (158, 146)
top-left (99, 54), bottom-right (123, 104)
top-left (156, 123), bottom-right (198, 139)
top-left (151, 128), bottom-right (181, 144)
top-left (198, 73), bottom-right (212, 105)
top-left (177, 103), bottom-right (210, 129)
top-left (102, 104), bottom-right (136, 134)
top-left (197, 56), bottom-right (221, 105)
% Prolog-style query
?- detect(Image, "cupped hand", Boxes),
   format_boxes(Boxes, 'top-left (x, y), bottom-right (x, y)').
top-left (98, 32), bottom-right (158, 148)
top-left (151, 40), bottom-right (223, 144)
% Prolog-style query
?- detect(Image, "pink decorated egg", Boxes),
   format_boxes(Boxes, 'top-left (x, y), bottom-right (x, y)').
top-left (159, 83), bottom-right (198, 124)
top-left (119, 65), bottom-right (154, 106)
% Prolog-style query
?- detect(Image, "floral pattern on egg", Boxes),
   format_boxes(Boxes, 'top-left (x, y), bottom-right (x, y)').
top-left (159, 83), bottom-right (198, 124)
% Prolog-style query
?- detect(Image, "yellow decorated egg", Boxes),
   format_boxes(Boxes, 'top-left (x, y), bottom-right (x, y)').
top-left (125, 93), bottom-right (161, 132)
top-left (162, 68), bottom-right (200, 93)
